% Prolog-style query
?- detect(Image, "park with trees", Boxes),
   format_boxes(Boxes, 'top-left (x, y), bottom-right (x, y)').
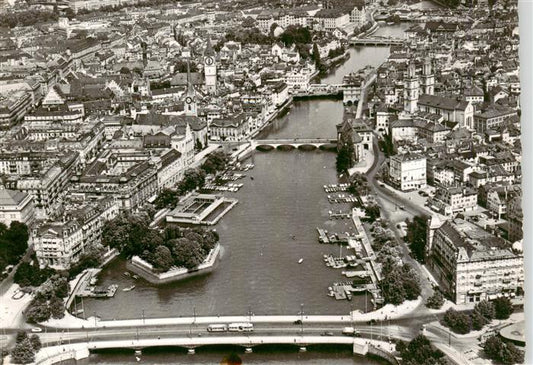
top-left (102, 213), bottom-right (219, 272)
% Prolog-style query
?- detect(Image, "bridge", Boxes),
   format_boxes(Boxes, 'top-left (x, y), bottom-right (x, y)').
top-left (292, 84), bottom-right (344, 98)
top-left (349, 37), bottom-right (404, 46)
top-left (252, 138), bottom-right (338, 151)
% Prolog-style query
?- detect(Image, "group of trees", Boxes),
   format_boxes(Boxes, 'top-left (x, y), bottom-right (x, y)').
top-left (279, 26), bottom-right (312, 46)
top-left (369, 220), bottom-right (402, 265)
top-left (225, 27), bottom-right (273, 45)
top-left (395, 335), bottom-right (446, 365)
top-left (146, 226), bottom-right (219, 271)
top-left (327, 45), bottom-right (346, 59)
top-left (0, 222), bottom-right (29, 275)
top-left (442, 297), bottom-right (514, 334)
top-left (405, 215), bottom-right (429, 262)
top-left (483, 335), bottom-right (524, 365)
top-left (13, 263), bottom-right (55, 288)
top-left (102, 213), bottom-right (219, 271)
top-left (379, 260), bottom-right (421, 305)
top-left (378, 132), bottom-right (394, 157)
top-left (25, 275), bottom-right (69, 323)
top-left (10, 331), bottom-right (41, 364)
top-left (336, 140), bottom-right (356, 174)
top-left (0, 10), bottom-right (58, 28)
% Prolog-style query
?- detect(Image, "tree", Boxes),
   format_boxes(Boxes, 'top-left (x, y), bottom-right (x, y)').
top-left (101, 213), bottom-right (152, 257)
top-left (379, 262), bottom-right (420, 305)
top-left (484, 335), bottom-right (524, 365)
top-left (336, 143), bottom-right (355, 173)
top-left (152, 245), bottom-right (174, 271)
top-left (154, 188), bottom-right (180, 210)
top-left (15, 331), bottom-right (28, 344)
top-left (279, 26), bottom-right (311, 46)
top-left (442, 308), bottom-right (471, 334)
top-left (177, 168), bottom-right (206, 194)
top-left (10, 338), bottom-right (35, 364)
top-left (169, 238), bottom-right (204, 270)
top-left (52, 277), bottom-right (70, 298)
top-left (426, 290), bottom-right (445, 309)
top-left (200, 151), bottom-right (229, 175)
top-left (399, 335), bottom-right (446, 365)
top-left (473, 300), bottom-right (495, 322)
top-left (311, 42), bottom-right (321, 67)
top-left (49, 296), bottom-right (65, 319)
top-left (14, 263), bottom-right (42, 287)
top-left (25, 299), bottom-right (51, 323)
top-left (406, 215), bottom-right (429, 262)
top-left (29, 335), bottom-right (41, 352)
top-left (364, 204), bottom-right (380, 221)
top-left (493, 297), bottom-right (513, 319)
top-left (119, 67), bottom-right (130, 74)
top-left (471, 310), bottom-right (488, 331)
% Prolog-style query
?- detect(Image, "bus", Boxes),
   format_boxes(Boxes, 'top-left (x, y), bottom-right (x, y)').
top-left (207, 324), bottom-right (228, 332)
top-left (228, 323), bottom-right (254, 332)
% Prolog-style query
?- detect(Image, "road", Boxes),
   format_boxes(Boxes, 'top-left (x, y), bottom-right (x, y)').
top-left (26, 322), bottom-right (418, 348)
top-left (365, 135), bottom-right (435, 300)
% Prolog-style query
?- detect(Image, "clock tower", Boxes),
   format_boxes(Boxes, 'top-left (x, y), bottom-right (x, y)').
top-left (204, 38), bottom-right (217, 94)
top-left (184, 60), bottom-right (197, 117)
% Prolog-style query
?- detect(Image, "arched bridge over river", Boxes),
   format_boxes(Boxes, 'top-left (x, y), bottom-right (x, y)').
top-left (252, 138), bottom-right (338, 151)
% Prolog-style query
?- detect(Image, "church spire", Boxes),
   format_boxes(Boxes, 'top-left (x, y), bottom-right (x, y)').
top-left (205, 37), bottom-right (215, 57)
top-left (186, 58), bottom-right (194, 97)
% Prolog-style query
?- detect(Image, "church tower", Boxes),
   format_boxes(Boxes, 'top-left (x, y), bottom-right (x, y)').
top-left (421, 57), bottom-right (435, 95)
top-left (184, 60), bottom-right (197, 117)
top-left (204, 38), bottom-right (217, 95)
top-left (404, 62), bottom-right (419, 114)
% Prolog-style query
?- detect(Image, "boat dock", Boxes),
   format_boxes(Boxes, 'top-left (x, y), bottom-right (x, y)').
top-left (323, 183), bottom-right (349, 193)
top-left (327, 193), bottom-right (358, 204)
top-left (78, 284), bottom-right (119, 299)
top-left (328, 211), bottom-right (351, 219)
top-left (316, 228), bottom-right (329, 243)
top-left (204, 183), bottom-right (244, 193)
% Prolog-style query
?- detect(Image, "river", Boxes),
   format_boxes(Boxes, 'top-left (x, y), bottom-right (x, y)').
top-left (79, 20), bottom-right (424, 364)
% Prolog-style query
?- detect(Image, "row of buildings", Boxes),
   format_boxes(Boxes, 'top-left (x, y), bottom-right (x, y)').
top-left (361, 3), bottom-right (524, 304)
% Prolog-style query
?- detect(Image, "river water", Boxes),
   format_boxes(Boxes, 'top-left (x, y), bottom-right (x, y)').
top-left (79, 19), bottom-right (432, 364)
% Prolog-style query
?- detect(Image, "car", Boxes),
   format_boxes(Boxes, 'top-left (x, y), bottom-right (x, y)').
top-left (398, 205), bottom-right (405, 210)
top-left (321, 331), bottom-right (334, 336)
top-left (293, 319), bottom-right (302, 325)
top-left (30, 327), bottom-right (42, 333)
top-left (379, 183), bottom-right (385, 187)
top-left (367, 319), bottom-right (377, 325)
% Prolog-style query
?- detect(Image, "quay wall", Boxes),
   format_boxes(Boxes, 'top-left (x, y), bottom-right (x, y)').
top-left (367, 345), bottom-right (400, 365)
top-left (126, 244), bottom-right (220, 285)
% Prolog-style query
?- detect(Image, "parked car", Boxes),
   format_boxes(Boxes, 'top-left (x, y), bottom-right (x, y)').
top-left (30, 327), bottom-right (42, 333)
top-left (293, 319), bottom-right (302, 325)
top-left (321, 331), bottom-right (334, 336)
